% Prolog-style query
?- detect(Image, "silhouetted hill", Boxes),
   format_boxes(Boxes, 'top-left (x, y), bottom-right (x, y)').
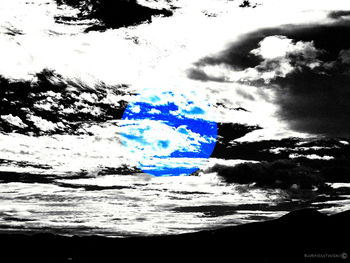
top-left (0, 208), bottom-right (348, 262)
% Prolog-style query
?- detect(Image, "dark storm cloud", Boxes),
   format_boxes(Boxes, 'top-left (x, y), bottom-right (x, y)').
top-left (211, 122), bottom-right (261, 158)
top-left (193, 32), bottom-right (264, 71)
top-left (190, 19), bottom-right (350, 137)
top-left (192, 21), bottom-right (350, 72)
top-left (328, 10), bottom-right (350, 20)
top-left (239, 1), bottom-right (258, 9)
top-left (208, 153), bottom-right (350, 190)
top-left (0, 165), bottom-right (141, 189)
top-left (0, 69), bottom-right (133, 135)
top-left (54, 0), bottom-right (172, 32)
top-left (186, 68), bottom-right (227, 82)
top-left (270, 64), bottom-right (350, 137)
top-left (209, 135), bottom-right (350, 199)
top-left (211, 136), bottom-right (350, 163)
top-left (208, 159), bottom-right (324, 190)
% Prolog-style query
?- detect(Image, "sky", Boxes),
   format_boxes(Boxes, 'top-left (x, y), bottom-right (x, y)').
top-left (1, 0), bottom-right (350, 176)
top-left (1, 0), bottom-right (350, 236)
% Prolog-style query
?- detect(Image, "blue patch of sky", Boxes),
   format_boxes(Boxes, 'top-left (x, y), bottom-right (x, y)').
top-left (122, 93), bottom-right (217, 176)
top-left (141, 166), bottom-right (200, 177)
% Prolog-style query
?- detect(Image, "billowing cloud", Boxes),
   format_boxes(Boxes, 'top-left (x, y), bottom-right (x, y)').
top-left (189, 20), bottom-right (350, 137)
top-left (120, 120), bottom-right (214, 157)
top-left (206, 155), bottom-right (350, 191)
top-left (191, 35), bottom-right (322, 84)
top-left (203, 136), bottom-right (350, 191)
top-left (247, 35), bottom-right (322, 83)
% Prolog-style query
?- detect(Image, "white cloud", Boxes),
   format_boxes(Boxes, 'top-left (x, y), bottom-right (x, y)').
top-left (120, 120), bottom-right (214, 158)
top-left (1, 114), bottom-right (27, 128)
top-left (247, 35), bottom-right (322, 82)
top-left (148, 108), bottom-right (161, 114)
top-left (27, 115), bottom-right (59, 132)
top-left (289, 153), bottom-right (334, 160)
top-left (236, 126), bottom-right (311, 142)
top-left (0, 125), bottom-right (131, 174)
top-left (79, 92), bottom-right (98, 103)
top-left (251, 35), bottom-right (314, 59)
top-left (130, 105), bottom-right (141, 113)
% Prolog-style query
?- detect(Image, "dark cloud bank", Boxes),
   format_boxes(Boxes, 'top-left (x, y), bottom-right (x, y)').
top-left (208, 137), bottom-right (350, 200)
top-left (190, 18), bottom-right (350, 138)
top-left (0, 69), bottom-right (132, 135)
top-left (54, 0), bottom-right (173, 32)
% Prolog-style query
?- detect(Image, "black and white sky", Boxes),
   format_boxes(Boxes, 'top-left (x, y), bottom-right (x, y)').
top-left (1, 0), bottom-right (350, 164)
top-left (0, 0), bottom-right (350, 236)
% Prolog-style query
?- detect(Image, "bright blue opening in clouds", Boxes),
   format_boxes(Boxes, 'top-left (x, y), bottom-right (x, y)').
top-left (121, 91), bottom-right (217, 176)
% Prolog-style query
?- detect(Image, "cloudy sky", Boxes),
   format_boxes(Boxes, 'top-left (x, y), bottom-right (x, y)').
top-left (1, 0), bottom-right (350, 172)
top-left (0, 0), bottom-right (350, 235)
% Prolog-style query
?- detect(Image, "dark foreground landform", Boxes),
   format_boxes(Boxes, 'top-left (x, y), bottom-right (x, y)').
top-left (0, 209), bottom-right (349, 263)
